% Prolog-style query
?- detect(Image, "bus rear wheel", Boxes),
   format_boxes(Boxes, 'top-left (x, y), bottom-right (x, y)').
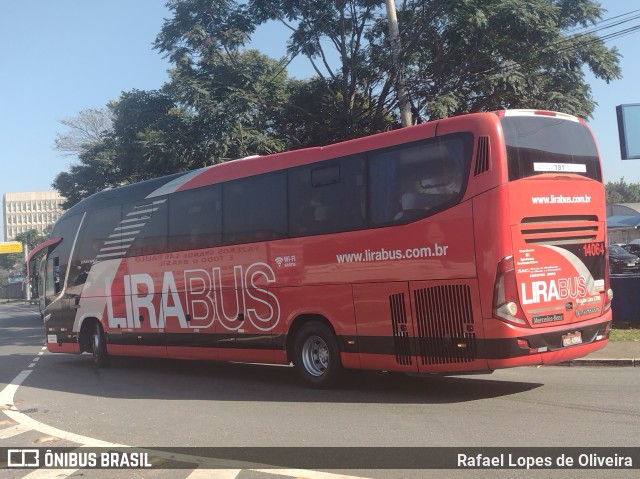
top-left (92, 321), bottom-right (110, 368)
top-left (293, 322), bottom-right (343, 388)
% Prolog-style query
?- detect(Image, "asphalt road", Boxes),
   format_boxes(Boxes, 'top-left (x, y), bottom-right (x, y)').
top-left (1, 302), bottom-right (638, 479)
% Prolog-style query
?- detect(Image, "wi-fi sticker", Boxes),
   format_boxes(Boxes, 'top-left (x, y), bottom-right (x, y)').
top-left (274, 257), bottom-right (284, 267)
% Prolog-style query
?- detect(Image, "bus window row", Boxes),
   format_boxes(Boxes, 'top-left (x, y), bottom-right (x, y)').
top-left (73, 132), bottom-right (473, 260)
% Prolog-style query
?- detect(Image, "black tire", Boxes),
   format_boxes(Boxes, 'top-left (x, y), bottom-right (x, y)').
top-left (293, 322), bottom-right (343, 388)
top-left (91, 321), bottom-right (110, 368)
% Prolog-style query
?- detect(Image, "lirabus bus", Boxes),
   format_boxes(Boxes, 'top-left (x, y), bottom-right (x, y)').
top-left (30, 109), bottom-right (612, 388)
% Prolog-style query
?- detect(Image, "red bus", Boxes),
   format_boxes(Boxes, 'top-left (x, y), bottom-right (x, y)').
top-left (30, 109), bottom-right (612, 388)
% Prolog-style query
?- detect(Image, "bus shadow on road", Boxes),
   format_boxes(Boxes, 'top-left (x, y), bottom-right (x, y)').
top-left (29, 354), bottom-right (543, 405)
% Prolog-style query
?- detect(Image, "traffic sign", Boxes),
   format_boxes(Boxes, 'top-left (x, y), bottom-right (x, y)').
top-left (0, 242), bottom-right (23, 254)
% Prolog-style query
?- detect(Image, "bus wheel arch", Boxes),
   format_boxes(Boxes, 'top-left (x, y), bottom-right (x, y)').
top-left (288, 314), bottom-right (343, 388)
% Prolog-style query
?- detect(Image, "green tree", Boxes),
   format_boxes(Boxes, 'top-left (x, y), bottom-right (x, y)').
top-left (53, 137), bottom-right (122, 209)
top-left (157, 0), bottom-right (397, 142)
top-left (109, 89), bottom-right (214, 182)
top-left (605, 178), bottom-right (640, 205)
top-left (393, 0), bottom-right (621, 119)
top-left (53, 90), bottom-right (209, 207)
top-left (54, 0), bottom-right (622, 207)
top-left (0, 229), bottom-right (47, 276)
top-left (163, 39), bottom-right (296, 159)
top-left (0, 252), bottom-right (20, 272)
top-left (156, 0), bottom-right (620, 140)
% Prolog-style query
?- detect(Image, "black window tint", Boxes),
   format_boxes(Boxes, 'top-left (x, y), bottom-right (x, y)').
top-left (223, 172), bottom-right (287, 244)
top-left (311, 164), bottom-right (340, 186)
top-left (125, 200), bottom-right (168, 256)
top-left (501, 116), bottom-right (601, 182)
top-left (45, 256), bottom-right (60, 300)
top-left (289, 156), bottom-right (366, 236)
top-left (47, 213), bottom-right (83, 292)
top-left (75, 206), bottom-right (122, 263)
top-left (169, 185), bottom-right (222, 251)
top-left (369, 134), bottom-right (472, 225)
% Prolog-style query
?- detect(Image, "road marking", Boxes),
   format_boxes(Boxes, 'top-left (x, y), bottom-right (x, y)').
top-left (20, 468), bottom-right (77, 479)
top-left (1, 355), bottom-right (127, 448)
top-left (0, 350), bottom-right (373, 479)
top-left (255, 470), bottom-right (370, 479)
top-left (0, 422), bottom-right (31, 439)
top-left (3, 407), bottom-right (128, 447)
top-left (186, 469), bottom-right (242, 479)
top-left (0, 369), bottom-right (32, 410)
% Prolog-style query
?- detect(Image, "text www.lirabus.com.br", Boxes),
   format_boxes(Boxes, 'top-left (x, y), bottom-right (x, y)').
top-left (531, 194), bottom-right (591, 205)
top-left (336, 244), bottom-right (449, 263)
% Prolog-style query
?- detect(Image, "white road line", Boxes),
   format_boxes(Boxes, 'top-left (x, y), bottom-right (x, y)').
top-left (1, 351), bottom-right (373, 479)
top-left (3, 408), bottom-right (128, 447)
top-left (186, 469), bottom-right (242, 479)
top-left (255, 470), bottom-right (371, 479)
top-left (0, 369), bottom-right (32, 410)
top-left (0, 422), bottom-right (31, 439)
top-left (0, 358), bottom-right (125, 447)
top-left (20, 468), bottom-right (77, 479)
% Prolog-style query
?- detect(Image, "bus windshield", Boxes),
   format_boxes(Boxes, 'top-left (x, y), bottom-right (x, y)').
top-left (502, 114), bottom-right (601, 182)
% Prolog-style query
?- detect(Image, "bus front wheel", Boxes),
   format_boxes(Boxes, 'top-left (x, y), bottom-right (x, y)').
top-left (293, 322), bottom-right (343, 388)
top-left (92, 321), bottom-right (109, 368)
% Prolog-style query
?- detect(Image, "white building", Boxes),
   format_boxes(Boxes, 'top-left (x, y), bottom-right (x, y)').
top-left (3, 191), bottom-right (65, 240)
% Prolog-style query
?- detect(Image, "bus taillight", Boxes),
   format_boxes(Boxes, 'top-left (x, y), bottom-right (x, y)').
top-left (603, 250), bottom-right (612, 312)
top-left (604, 288), bottom-right (613, 312)
top-left (493, 255), bottom-right (528, 326)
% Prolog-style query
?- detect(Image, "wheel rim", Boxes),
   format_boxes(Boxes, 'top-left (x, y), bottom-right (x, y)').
top-left (92, 328), bottom-right (101, 357)
top-left (301, 334), bottom-right (330, 377)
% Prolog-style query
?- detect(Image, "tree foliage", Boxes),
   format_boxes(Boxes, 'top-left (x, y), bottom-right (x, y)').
top-left (605, 178), bottom-right (640, 205)
top-left (54, 108), bottom-right (113, 155)
top-left (162, 49), bottom-right (292, 160)
top-left (53, 0), bottom-right (621, 207)
top-left (53, 90), bottom-right (214, 207)
top-left (399, 0), bottom-right (621, 119)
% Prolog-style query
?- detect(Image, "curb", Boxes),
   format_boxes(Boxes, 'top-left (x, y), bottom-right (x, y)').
top-left (557, 358), bottom-right (638, 367)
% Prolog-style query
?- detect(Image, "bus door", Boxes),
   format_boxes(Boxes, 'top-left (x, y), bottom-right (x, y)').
top-left (41, 216), bottom-right (84, 353)
top-left (44, 254), bottom-right (63, 339)
top-left (216, 262), bottom-right (278, 364)
top-left (353, 282), bottom-right (419, 373)
top-left (409, 279), bottom-right (487, 373)
top-left (43, 253), bottom-right (79, 353)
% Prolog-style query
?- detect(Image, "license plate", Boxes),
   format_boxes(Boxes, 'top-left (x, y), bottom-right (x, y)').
top-left (562, 331), bottom-right (582, 347)
top-left (627, 262), bottom-right (636, 267)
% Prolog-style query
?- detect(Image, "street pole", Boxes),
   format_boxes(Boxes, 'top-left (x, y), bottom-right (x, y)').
top-left (385, 0), bottom-right (412, 127)
top-left (24, 243), bottom-right (31, 301)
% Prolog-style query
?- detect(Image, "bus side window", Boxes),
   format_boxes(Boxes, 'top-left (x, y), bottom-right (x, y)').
top-left (289, 156), bottom-right (366, 236)
top-left (223, 172), bottom-right (287, 244)
top-left (46, 256), bottom-right (61, 297)
top-left (126, 202), bottom-right (168, 256)
top-left (168, 185), bottom-right (222, 251)
top-left (369, 134), bottom-right (471, 225)
top-left (75, 206), bottom-right (122, 263)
